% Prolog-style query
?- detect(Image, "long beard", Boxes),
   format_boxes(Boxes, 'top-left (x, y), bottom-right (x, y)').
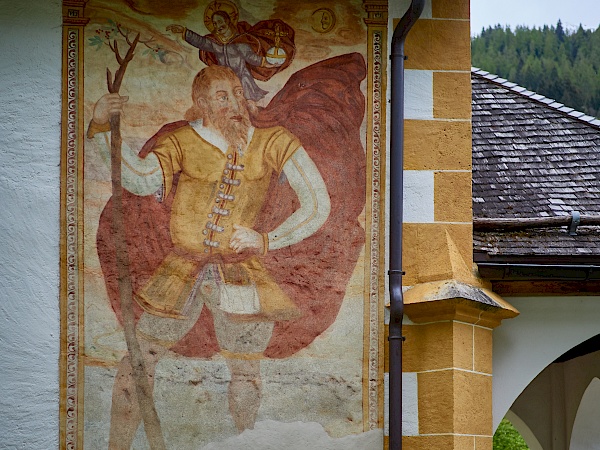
top-left (209, 107), bottom-right (251, 149)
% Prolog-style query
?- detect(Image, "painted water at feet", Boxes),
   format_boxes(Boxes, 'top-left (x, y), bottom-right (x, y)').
top-left (69, 0), bottom-right (380, 447)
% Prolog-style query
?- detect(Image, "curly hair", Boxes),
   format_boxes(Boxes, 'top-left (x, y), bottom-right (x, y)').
top-left (185, 65), bottom-right (241, 121)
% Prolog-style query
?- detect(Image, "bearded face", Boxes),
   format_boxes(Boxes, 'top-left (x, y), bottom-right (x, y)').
top-left (202, 79), bottom-right (251, 148)
top-left (206, 98), bottom-right (251, 148)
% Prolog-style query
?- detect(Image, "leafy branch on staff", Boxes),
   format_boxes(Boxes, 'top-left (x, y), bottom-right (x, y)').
top-left (89, 19), bottom-right (169, 62)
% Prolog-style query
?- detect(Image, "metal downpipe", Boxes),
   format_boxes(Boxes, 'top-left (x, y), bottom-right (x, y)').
top-left (388, 1), bottom-right (425, 449)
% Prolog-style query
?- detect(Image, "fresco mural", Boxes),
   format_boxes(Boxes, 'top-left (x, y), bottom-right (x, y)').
top-left (61, 0), bottom-right (385, 448)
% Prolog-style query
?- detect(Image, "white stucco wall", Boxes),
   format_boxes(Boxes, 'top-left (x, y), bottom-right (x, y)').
top-left (0, 0), bottom-right (61, 448)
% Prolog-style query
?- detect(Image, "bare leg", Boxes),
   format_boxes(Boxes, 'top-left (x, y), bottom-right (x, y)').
top-left (226, 359), bottom-right (262, 432)
top-left (108, 338), bottom-right (167, 450)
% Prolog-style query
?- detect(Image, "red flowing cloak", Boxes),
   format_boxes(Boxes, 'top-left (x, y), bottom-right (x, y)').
top-left (96, 52), bottom-right (367, 359)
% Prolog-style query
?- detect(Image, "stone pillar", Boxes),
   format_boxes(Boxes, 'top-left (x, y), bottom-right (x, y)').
top-left (382, 1), bottom-right (521, 448)
top-left (397, 283), bottom-right (518, 449)
top-left (400, 0), bottom-right (473, 287)
top-left (383, 0), bottom-right (519, 447)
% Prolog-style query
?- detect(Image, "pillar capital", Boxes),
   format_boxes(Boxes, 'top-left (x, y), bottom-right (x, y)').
top-left (63, 0), bottom-right (89, 26)
top-left (397, 280), bottom-right (518, 449)
top-left (363, 0), bottom-right (387, 26)
top-left (404, 279), bottom-right (519, 328)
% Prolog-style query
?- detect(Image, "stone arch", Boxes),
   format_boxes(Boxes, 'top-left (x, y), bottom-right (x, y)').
top-left (504, 410), bottom-right (543, 450)
top-left (492, 296), bottom-right (600, 429)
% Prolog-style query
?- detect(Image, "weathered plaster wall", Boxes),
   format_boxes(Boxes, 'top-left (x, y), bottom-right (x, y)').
top-left (0, 0), bottom-right (61, 448)
top-left (0, 2), bottom-right (380, 449)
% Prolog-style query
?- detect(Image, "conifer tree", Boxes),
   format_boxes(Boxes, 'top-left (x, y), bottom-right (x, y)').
top-left (472, 21), bottom-right (600, 117)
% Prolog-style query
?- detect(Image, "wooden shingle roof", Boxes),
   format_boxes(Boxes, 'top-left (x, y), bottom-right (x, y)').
top-left (471, 68), bottom-right (600, 263)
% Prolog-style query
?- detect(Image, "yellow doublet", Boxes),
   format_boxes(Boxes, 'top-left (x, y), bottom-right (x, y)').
top-left (135, 124), bottom-right (301, 319)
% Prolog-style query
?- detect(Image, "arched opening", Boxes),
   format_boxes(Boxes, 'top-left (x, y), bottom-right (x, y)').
top-left (495, 307), bottom-right (600, 449)
top-left (493, 296), bottom-right (600, 430)
top-left (570, 378), bottom-right (600, 449)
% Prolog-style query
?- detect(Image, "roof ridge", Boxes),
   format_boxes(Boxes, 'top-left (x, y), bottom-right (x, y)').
top-left (471, 67), bottom-right (600, 128)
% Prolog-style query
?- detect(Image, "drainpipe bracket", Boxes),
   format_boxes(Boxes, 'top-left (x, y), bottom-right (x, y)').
top-left (388, 270), bottom-right (405, 276)
top-left (568, 211), bottom-right (581, 236)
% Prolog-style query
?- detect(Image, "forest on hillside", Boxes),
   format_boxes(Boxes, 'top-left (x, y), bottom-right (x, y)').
top-left (471, 21), bottom-right (600, 117)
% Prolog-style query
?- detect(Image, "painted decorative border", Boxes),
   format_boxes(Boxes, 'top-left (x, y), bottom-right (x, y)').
top-left (367, 30), bottom-right (384, 430)
top-left (62, 27), bottom-right (81, 450)
top-left (362, 0), bottom-right (388, 431)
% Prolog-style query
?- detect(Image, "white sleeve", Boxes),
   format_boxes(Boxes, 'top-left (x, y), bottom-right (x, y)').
top-left (94, 132), bottom-right (163, 196)
top-left (267, 147), bottom-right (331, 250)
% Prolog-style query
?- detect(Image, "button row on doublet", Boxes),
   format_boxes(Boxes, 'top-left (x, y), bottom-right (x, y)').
top-left (212, 206), bottom-right (230, 216)
top-left (206, 221), bottom-right (224, 232)
top-left (204, 239), bottom-right (220, 248)
top-left (226, 162), bottom-right (244, 171)
top-left (222, 176), bottom-right (241, 186)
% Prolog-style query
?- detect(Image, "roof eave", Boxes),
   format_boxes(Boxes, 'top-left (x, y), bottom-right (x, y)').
top-left (474, 251), bottom-right (600, 281)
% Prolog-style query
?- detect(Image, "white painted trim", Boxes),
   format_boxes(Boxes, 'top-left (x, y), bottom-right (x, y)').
top-left (403, 170), bottom-right (435, 223)
top-left (405, 70), bottom-right (433, 120)
top-left (384, 372), bottom-right (419, 436)
top-left (415, 367), bottom-right (492, 377)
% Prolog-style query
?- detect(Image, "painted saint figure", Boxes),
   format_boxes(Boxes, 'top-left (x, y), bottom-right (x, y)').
top-left (89, 65), bottom-right (330, 447)
top-left (167, 0), bottom-right (295, 102)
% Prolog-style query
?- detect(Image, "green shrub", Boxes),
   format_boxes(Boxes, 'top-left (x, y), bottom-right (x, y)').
top-left (493, 419), bottom-right (529, 450)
